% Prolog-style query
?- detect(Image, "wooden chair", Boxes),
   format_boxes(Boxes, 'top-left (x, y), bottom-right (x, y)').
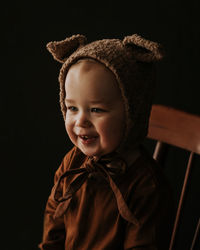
top-left (147, 104), bottom-right (200, 250)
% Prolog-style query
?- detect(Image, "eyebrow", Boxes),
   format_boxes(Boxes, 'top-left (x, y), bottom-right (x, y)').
top-left (65, 99), bottom-right (75, 103)
top-left (65, 98), bottom-right (111, 105)
top-left (89, 100), bottom-right (110, 104)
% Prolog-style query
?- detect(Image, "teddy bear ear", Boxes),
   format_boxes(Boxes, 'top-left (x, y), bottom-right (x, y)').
top-left (46, 34), bottom-right (87, 63)
top-left (123, 34), bottom-right (165, 62)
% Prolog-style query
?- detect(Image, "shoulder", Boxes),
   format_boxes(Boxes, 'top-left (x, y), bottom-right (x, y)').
top-left (125, 146), bottom-right (170, 195)
top-left (123, 146), bottom-right (173, 217)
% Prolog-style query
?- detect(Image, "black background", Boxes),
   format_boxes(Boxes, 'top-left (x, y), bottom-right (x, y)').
top-left (2, 1), bottom-right (200, 249)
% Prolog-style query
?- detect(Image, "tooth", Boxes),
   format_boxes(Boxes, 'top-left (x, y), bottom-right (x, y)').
top-left (81, 135), bottom-right (88, 139)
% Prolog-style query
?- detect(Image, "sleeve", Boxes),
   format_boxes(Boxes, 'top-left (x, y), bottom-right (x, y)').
top-left (123, 170), bottom-right (174, 250)
top-left (38, 147), bottom-right (76, 250)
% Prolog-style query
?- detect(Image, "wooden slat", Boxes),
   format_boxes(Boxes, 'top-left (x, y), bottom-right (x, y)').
top-left (148, 105), bottom-right (200, 155)
top-left (190, 218), bottom-right (200, 250)
top-left (169, 152), bottom-right (194, 250)
top-left (153, 141), bottom-right (169, 164)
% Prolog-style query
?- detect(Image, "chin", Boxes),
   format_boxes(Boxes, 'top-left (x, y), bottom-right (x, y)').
top-left (79, 147), bottom-right (102, 157)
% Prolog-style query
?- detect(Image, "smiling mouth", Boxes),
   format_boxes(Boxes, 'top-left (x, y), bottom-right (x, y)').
top-left (79, 135), bottom-right (98, 144)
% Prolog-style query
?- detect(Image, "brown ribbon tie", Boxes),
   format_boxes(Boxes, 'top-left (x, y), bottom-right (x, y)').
top-left (50, 153), bottom-right (139, 225)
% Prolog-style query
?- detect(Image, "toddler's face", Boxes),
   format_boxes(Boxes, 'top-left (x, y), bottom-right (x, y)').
top-left (64, 60), bottom-right (125, 157)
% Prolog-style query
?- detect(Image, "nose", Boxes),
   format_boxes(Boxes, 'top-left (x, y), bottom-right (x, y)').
top-left (76, 111), bottom-right (92, 128)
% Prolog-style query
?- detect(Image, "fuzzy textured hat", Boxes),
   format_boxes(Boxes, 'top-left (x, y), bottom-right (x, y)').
top-left (46, 34), bottom-right (164, 151)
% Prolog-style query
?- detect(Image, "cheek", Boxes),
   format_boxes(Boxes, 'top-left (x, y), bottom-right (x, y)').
top-left (65, 116), bottom-right (74, 134)
top-left (97, 117), bottom-right (124, 140)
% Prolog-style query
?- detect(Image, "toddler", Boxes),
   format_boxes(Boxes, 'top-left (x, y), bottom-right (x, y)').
top-left (39, 34), bottom-right (173, 249)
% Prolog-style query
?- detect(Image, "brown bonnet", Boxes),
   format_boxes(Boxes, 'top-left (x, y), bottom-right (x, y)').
top-left (46, 34), bottom-right (164, 153)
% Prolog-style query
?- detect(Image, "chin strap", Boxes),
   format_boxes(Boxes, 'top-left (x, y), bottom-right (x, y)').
top-left (50, 152), bottom-right (140, 225)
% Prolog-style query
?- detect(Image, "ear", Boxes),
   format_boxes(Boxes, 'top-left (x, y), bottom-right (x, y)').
top-left (46, 34), bottom-right (87, 63)
top-left (123, 34), bottom-right (164, 62)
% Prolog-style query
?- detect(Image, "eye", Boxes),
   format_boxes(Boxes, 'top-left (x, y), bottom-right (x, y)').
top-left (67, 106), bottom-right (78, 112)
top-left (91, 108), bottom-right (105, 113)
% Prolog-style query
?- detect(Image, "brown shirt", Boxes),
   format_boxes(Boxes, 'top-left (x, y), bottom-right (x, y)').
top-left (39, 146), bottom-right (173, 250)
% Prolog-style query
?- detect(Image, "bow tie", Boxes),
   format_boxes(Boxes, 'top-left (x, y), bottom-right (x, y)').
top-left (50, 152), bottom-right (139, 225)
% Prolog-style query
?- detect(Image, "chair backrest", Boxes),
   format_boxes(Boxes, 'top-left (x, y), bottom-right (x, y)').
top-left (147, 104), bottom-right (200, 250)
